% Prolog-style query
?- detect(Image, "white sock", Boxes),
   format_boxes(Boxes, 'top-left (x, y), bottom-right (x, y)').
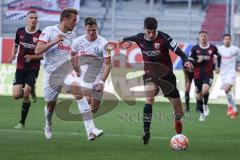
top-left (77, 97), bottom-right (95, 135)
top-left (44, 106), bottom-right (53, 126)
top-left (226, 93), bottom-right (237, 112)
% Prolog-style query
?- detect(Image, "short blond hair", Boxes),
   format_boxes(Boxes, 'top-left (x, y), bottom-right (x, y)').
top-left (60, 8), bottom-right (78, 22)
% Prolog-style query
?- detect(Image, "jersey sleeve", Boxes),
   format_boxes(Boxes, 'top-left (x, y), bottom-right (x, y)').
top-left (38, 27), bottom-right (51, 43)
top-left (102, 40), bottom-right (111, 58)
top-left (189, 47), bottom-right (198, 64)
top-left (237, 47), bottom-right (240, 56)
top-left (164, 33), bottom-right (188, 63)
top-left (70, 38), bottom-right (79, 55)
top-left (14, 28), bottom-right (20, 46)
top-left (213, 46), bottom-right (221, 68)
top-left (122, 34), bottom-right (139, 42)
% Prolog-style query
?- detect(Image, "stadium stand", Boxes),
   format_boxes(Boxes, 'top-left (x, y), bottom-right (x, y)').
top-left (2, 0), bottom-right (205, 43)
top-left (201, 3), bottom-right (226, 42)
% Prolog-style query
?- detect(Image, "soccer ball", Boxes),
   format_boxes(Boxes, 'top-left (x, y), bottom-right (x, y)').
top-left (170, 134), bottom-right (189, 150)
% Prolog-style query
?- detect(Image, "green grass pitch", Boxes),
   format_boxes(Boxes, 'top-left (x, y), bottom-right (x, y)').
top-left (0, 96), bottom-right (240, 160)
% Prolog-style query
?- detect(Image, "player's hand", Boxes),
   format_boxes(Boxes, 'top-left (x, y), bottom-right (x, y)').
top-left (215, 68), bottom-right (220, 74)
top-left (236, 66), bottom-right (240, 72)
top-left (24, 55), bottom-right (33, 62)
top-left (54, 34), bottom-right (64, 43)
top-left (73, 66), bottom-right (80, 77)
top-left (9, 55), bottom-right (16, 63)
top-left (75, 70), bottom-right (80, 77)
top-left (95, 82), bottom-right (104, 92)
top-left (184, 61), bottom-right (193, 72)
top-left (197, 55), bottom-right (203, 62)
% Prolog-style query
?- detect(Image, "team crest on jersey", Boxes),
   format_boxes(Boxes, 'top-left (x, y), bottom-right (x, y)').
top-left (33, 37), bottom-right (38, 43)
top-left (154, 43), bottom-right (160, 49)
top-left (208, 50), bottom-right (213, 55)
top-left (94, 47), bottom-right (103, 57)
top-left (196, 50), bottom-right (200, 54)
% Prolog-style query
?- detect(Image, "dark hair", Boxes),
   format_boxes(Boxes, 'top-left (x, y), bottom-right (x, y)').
top-left (27, 10), bottom-right (37, 15)
top-left (60, 8), bottom-right (78, 22)
top-left (85, 17), bottom-right (97, 26)
top-left (223, 33), bottom-right (231, 39)
top-left (144, 17), bottom-right (158, 30)
top-left (199, 30), bottom-right (208, 35)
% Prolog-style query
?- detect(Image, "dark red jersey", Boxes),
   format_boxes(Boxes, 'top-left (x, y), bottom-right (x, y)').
top-left (123, 31), bottom-right (188, 75)
top-left (189, 44), bottom-right (221, 79)
top-left (14, 27), bottom-right (42, 70)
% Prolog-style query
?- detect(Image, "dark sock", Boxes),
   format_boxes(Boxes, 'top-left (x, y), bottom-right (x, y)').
top-left (185, 91), bottom-right (190, 111)
top-left (19, 102), bottom-right (31, 125)
top-left (203, 93), bottom-right (209, 105)
top-left (174, 114), bottom-right (183, 134)
top-left (143, 103), bottom-right (152, 133)
top-left (197, 99), bottom-right (203, 113)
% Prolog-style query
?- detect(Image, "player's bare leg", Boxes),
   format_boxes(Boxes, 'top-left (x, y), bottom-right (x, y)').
top-left (168, 97), bottom-right (184, 134)
top-left (13, 84), bottom-right (24, 99)
top-left (90, 97), bottom-right (101, 113)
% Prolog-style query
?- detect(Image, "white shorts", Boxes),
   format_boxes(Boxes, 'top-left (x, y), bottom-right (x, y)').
top-left (221, 73), bottom-right (236, 87)
top-left (63, 73), bottom-right (103, 101)
top-left (44, 72), bottom-right (65, 102)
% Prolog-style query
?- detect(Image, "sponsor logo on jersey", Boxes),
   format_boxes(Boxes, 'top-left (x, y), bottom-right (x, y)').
top-left (58, 42), bottom-right (71, 52)
top-left (20, 42), bottom-right (36, 49)
top-left (142, 50), bottom-right (161, 56)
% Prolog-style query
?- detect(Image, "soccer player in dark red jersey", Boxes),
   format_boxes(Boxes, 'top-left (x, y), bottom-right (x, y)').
top-left (189, 31), bottom-right (221, 121)
top-left (9, 11), bottom-right (42, 129)
top-left (123, 17), bottom-right (193, 145)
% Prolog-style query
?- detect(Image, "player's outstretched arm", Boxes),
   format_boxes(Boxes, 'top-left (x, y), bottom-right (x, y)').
top-left (10, 29), bottom-right (20, 63)
top-left (24, 54), bottom-right (43, 62)
top-left (214, 47), bottom-right (221, 73)
top-left (9, 44), bottom-right (18, 63)
top-left (70, 53), bottom-right (80, 77)
top-left (95, 56), bottom-right (111, 92)
top-left (102, 56), bottom-right (112, 82)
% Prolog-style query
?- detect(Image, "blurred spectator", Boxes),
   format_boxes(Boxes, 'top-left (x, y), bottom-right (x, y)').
top-left (99, 0), bottom-right (111, 7)
top-left (146, 0), bottom-right (159, 4)
top-left (80, 0), bottom-right (85, 7)
top-left (202, 0), bottom-right (208, 10)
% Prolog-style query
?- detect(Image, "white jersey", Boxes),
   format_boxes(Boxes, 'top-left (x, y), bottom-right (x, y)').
top-left (218, 45), bottom-right (240, 75)
top-left (39, 24), bottom-right (75, 73)
top-left (71, 35), bottom-right (110, 84)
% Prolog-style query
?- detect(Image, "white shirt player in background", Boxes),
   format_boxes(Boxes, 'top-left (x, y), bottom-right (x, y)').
top-left (35, 8), bottom-right (78, 139)
top-left (218, 34), bottom-right (240, 119)
top-left (64, 17), bottom-right (111, 140)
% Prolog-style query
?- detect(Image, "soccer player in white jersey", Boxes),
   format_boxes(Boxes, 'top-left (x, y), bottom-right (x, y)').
top-left (218, 34), bottom-right (240, 119)
top-left (64, 17), bottom-right (111, 140)
top-left (35, 8), bottom-right (78, 139)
